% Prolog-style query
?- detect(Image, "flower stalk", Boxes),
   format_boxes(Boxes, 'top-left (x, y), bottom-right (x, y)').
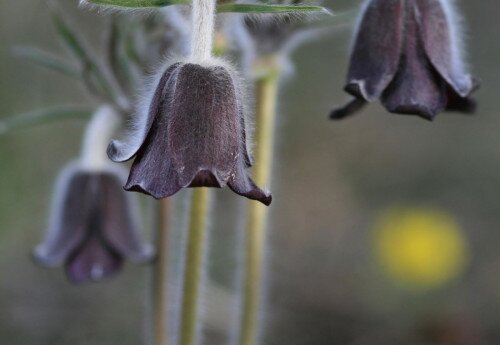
top-left (179, 188), bottom-right (210, 345)
top-left (178, 1), bottom-right (216, 345)
top-left (240, 61), bottom-right (280, 345)
top-left (190, 0), bottom-right (216, 61)
top-left (153, 198), bottom-right (171, 345)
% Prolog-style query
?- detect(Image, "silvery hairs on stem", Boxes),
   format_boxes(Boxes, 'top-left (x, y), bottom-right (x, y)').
top-left (107, 0), bottom-right (272, 205)
top-left (33, 106), bottom-right (154, 284)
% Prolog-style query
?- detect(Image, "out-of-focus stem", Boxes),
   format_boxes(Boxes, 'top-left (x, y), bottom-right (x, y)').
top-left (153, 198), bottom-right (171, 345)
top-left (239, 66), bottom-right (280, 345)
top-left (179, 188), bottom-right (210, 345)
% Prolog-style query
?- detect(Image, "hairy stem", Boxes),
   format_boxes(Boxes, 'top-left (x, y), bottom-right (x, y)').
top-left (153, 198), bottom-right (171, 345)
top-left (190, 0), bottom-right (216, 61)
top-left (179, 188), bottom-right (210, 345)
top-left (239, 69), bottom-right (280, 345)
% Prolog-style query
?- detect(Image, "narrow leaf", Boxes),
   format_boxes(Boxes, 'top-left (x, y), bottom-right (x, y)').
top-left (52, 13), bottom-right (87, 60)
top-left (217, 3), bottom-right (331, 14)
top-left (82, 0), bottom-right (188, 8)
top-left (0, 106), bottom-right (92, 134)
top-left (82, 0), bottom-right (330, 14)
top-left (13, 46), bottom-right (80, 78)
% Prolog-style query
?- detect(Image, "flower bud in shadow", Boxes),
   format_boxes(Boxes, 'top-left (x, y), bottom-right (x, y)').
top-left (231, 5), bottom-right (326, 75)
top-left (331, 0), bottom-right (479, 121)
top-left (33, 163), bottom-right (154, 284)
top-left (108, 61), bottom-right (272, 206)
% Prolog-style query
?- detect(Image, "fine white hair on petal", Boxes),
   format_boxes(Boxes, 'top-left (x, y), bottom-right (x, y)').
top-left (197, 56), bottom-right (255, 165)
top-left (33, 161), bottom-right (82, 267)
top-left (108, 56), bottom-right (184, 162)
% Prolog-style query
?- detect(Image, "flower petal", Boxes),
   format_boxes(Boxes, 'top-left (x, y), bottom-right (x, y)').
top-left (168, 63), bottom-right (242, 187)
top-left (415, 0), bottom-right (477, 97)
top-left (33, 165), bottom-right (90, 267)
top-left (381, 3), bottom-right (447, 120)
top-left (330, 97), bottom-right (367, 120)
top-left (107, 62), bottom-right (183, 162)
top-left (227, 162), bottom-right (272, 206)
top-left (66, 236), bottom-right (123, 284)
top-left (345, 0), bottom-right (405, 101)
top-left (126, 64), bottom-right (242, 197)
top-left (99, 173), bottom-right (154, 262)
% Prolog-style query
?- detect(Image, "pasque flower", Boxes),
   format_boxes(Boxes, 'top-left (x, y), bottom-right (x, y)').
top-left (331, 0), bottom-right (479, 120)
top-left (108, 61), bottom-right (272, 206)
top-left (33, 106), bottom-right (153, 283)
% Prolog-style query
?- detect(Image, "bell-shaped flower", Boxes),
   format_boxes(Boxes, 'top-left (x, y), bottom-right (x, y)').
top-left (33, 105), bottom-right (153, 283)
top-left (33, 163), bottom-right (154, 283)
top-left (331, 0), bottom-right (479, 121)
top-left (108, 61), bottom-right (272, 206)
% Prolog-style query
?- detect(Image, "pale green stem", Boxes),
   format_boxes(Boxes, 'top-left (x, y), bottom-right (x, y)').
top-left (239, 69), bottom-right (280, 345)
top-left (179, 188), bottom-right (210, 345)
top-left (153, 198), bottom-right (171, 345)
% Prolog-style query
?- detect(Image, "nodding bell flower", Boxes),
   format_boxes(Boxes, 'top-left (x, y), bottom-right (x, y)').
top-left (33, 106), bottom-right (154, 283)
top-left (107, 61), bottom-right (272, 206)
top-left (331, 0), bottom-right (479, 121)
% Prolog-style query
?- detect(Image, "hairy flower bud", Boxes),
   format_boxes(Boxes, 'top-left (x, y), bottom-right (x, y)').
top-left (33, 163), bottom-right (153, 284)
top-left (108, 61), bottom-right (272, 206)
top-left (331, 0), bottom-right (479, 121)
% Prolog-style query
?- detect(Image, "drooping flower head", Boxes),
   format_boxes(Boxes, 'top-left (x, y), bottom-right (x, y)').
top-left (33, 164), bottom-right (153, 283)
top-left (331, 0), bottom-right (479, 121)
top-left (108, 60), bottom-right (272, 205)
top-left (33, 106), bottom-right (153, 283)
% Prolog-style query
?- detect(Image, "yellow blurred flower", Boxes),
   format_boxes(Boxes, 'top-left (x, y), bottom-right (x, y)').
top-left (373, 207), bottom-right (469, 290)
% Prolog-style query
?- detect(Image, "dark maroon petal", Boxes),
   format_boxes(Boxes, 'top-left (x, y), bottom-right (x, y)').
top-left (65, 236), bottom-right (123, 284)
top-left (238, 101), bottom-right (253, 168)
top-left (107, 62), bottom-right (183, 162)
top-left (345, 0), bottom-right (404, 101)
top-left (227, 162), bottom-right (272, 206)
top-left (126, 63), bottom-right (242, 198)
top-left (99, 173), bottom-right (154, 262)
top-left (330, 98), bottom-right (367, 120)
top-left (168, 64), bottom-right (241, 186)
top-left (415, 0), bottom-right (477, 97)
top-left (381, 3), bottom-right (447, 120)
top-left (33, 165), bottom-right (91, 267)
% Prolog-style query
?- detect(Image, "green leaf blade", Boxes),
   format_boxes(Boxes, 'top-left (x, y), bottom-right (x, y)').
top-left (83, 0), bottom-right (330, 14)
top-left (13, 46), bottom-right (80, 79)
top-left (83, 0), bottom-right (188, 8)
top-left (217, 3), bottom-right (332, 14)
top-left (0, 106), bottom-right (93, 134)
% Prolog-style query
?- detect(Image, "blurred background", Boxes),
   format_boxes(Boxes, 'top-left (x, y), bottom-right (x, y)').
top-left (1, 0), bottom-right (499, 344)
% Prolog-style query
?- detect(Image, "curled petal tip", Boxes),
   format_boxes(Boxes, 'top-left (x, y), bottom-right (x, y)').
top-left (330, 98), bottom-right (367, 120)
top-left (128, 244), bottom-right (156, 264)
top-left (31, 246), bottom-right (61, 268)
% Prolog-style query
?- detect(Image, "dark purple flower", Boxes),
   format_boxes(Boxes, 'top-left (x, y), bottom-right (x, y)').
top-left (33, 163), bottom-right (153, 284)
top-left (108, 62), bottom-right (272, 206)
top-left (331, 0), bottom-right (479, 121)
